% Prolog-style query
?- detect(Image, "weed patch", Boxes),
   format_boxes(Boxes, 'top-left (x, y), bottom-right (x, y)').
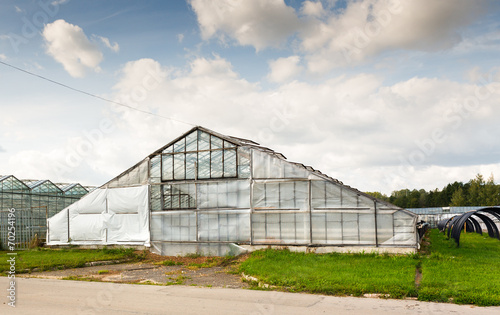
top-left (162, 260), bottom-right (184, 266)
top-left (0, 247), bottom-right (140, 274)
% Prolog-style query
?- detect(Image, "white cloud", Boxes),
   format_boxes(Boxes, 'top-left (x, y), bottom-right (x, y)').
top-left (42, 19), bottom-right (103, 78)
top-left (300, 1), bottom-right (323, 17)
top-left (189, 0), bottom-right (489, 72)
top-left (5, 55), bottom-right (500, 193)
top-left (97, 35), bottom-right (120, 52)
top-left (51, 0), bottom-right (68, 6)
top-left (105, 56), bottom-right (500, 193)
top-left (112, 58), bottom-right (168, 104)
top-left (453, 29), bottom-right (500, 54)
top-left (177, 33), bottom-right (184, 43)
top-left (267, 56), bottom-right (302, 83)
top-left (300, 0), bottom-right (489, 72)
top-left (188, 0), bottom-right (300, 50)
top-left (0, 54), bottom-right (6, 61)
top-left (14, 6), bottom-right (24, 13)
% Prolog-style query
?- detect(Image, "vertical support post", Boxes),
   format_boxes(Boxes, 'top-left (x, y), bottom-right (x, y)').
top-left (374, 201), bottom-right (378, 247)
top-left (194, 174), bottom-right (199, 243)
top-left (105, 195), bottom-right (108, 244)
top-left (194, 210), bottom-right (199, 242)
top-left (67, 208), bottom-right (70, 243)
top-left (249, 149), bottom-right (254, 245)
top-left (47, 220), bottom-right (50, 244)
top-left (308, 180), bottom-right (313, 245)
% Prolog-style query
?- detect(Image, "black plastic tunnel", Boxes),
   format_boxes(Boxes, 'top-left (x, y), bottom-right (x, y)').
top-left (447, 207), bottom-right (500, 246)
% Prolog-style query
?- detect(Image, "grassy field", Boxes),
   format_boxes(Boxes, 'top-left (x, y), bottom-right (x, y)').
top-left (0, 247), bottom-right (140, 274)
top-left (418, 229), bottom-right (500, 306)
top-left (240, 229), bottom-right (500, 306)
top-left (1, 230), bottom-right (499, 306)
top-left (240, 249), bottom-right (419, 298)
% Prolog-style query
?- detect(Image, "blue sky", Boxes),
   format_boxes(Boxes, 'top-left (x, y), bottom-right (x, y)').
top-left (1, 0), bottom-right (500, 194)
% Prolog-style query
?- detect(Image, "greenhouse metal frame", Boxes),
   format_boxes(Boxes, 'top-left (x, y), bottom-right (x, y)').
top-left (47, 126), bottom-right (418, 256)
top-left (0, 175), bottom-right (89, 249)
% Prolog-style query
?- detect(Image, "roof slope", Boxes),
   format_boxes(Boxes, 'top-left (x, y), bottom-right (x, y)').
top-left (100, 126), bottom-right (403, 211)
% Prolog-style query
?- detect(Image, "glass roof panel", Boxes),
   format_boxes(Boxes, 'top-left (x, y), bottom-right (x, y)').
top-left (185, 131), bottom-right (198, 152)
top-left (162, 145), bottom-right (173, 153)
top-left (198, 131), bottom-right (210, 151)
top-left (224, 140), bottom-right (236, 148)
top-left (211, 135), bottom-right (223, 149)
top-left (0, 175), bottom-right (30, 192)
top-left (173, 138), bottom-right (185, 153)
top-left (61, 183), bottom-right (88, 196)
top-left (30, 180), bottom-right (63, 195)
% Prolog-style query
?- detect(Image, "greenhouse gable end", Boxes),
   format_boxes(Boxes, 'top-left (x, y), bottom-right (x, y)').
top-left (47, 126), bottom-right (418, 255)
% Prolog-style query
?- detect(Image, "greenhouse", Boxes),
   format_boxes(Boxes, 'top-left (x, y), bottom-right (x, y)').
top-left (0, 175), bottom-right (89, 249)
top-left (47, 126), bottom-right (418, 255)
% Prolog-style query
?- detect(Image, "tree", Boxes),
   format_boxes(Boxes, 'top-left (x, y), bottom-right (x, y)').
top-left (365, 191), bottom-right (389, 201)
top-left (484, 174), bottom-right (500, 206)
top-left (450, 187), bottom-right (467, 206)
top-left (418, 189), bottom-right (428, 207)
top-left (365, 173), bottom-right (499, 208)
top-left (468, 174), bottom-right (485, 206)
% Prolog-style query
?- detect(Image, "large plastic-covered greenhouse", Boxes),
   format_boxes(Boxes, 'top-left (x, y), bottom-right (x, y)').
top-left (47, 126), bottom-right (418, 255)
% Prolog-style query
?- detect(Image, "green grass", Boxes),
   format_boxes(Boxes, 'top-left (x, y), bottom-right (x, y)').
top-left (240, 230), bottom-right (500, 306)
top-left (418, 229), bottom-right (500, 306)
top-left (0, 247), bottom-right (139, 274)
top-left (240, 249), bottom-right (419, 298)
top-left (162, 260), bottom-right (184, 266)
top-left (187, 257), bottom-right (232, 269)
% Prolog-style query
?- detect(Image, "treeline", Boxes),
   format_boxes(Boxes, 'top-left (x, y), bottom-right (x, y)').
top-left (366, 174), bottom-right (500, 208)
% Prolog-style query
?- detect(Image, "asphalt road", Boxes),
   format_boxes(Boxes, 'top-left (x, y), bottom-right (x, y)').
top-left (2, 277), bottom-right (499, 315)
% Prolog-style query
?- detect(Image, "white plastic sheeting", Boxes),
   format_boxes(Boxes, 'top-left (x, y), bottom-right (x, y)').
top-left (252, 149), bottom-right (310, 179)
top-left (198, 180), bottom-right (250, 209)
top-left (151, 211), bottom-right (197, 242)
top-left (104, 158), bottom-right (149, 188)
top-left (377, 210), bottom-right (417, 245)
top-left (47, 185), bottom-right (150, 246)
top-left (150, 210), bottom-right (251, 243)
top-left (198, 210), bottom-right (250, 242)
top-left (311, 180), bottom-right (376, 209)
top-left (252, 212), bottom-right (310, 244)
top-left (253, 180), bottom-right (308, 210)
top-left (46, 208), bottom-right (69, 243)
top-left (311, 212), bottom-right (376, 245)
top-left (151, 242), bottom-right (247, 256)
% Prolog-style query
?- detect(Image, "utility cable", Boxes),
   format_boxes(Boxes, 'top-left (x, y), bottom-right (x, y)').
top-left (0, 60), bottom-right (196, 127)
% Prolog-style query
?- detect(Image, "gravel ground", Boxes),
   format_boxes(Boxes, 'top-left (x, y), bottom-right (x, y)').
top-left (18, 252), bottom-right (250, 289)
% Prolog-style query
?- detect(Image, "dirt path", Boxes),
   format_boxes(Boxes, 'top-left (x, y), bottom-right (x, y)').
top-left (18, 252), bottom-right (250, 289)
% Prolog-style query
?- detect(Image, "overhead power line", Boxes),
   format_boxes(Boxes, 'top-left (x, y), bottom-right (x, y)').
top-left (0, 60), bottom-right (196, 127)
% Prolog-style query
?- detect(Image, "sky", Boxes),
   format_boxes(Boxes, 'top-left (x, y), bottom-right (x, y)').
top-left (1, 0), bottom-right (500, 194)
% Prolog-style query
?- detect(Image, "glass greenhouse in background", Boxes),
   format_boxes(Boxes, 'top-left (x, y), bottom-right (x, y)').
top-left (47, 127), bottom-right (418, 256)
top-left (0, 175), bottom-right (89, 249)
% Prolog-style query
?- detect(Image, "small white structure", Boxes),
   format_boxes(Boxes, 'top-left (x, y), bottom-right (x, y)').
top-left (47, 127), bottom-right (418, 255)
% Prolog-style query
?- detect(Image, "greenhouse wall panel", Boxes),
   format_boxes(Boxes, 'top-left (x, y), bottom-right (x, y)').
top-left (46, 126), bottom-right (418, 255)
top-left (0, 175), bottom-right (88, 249)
